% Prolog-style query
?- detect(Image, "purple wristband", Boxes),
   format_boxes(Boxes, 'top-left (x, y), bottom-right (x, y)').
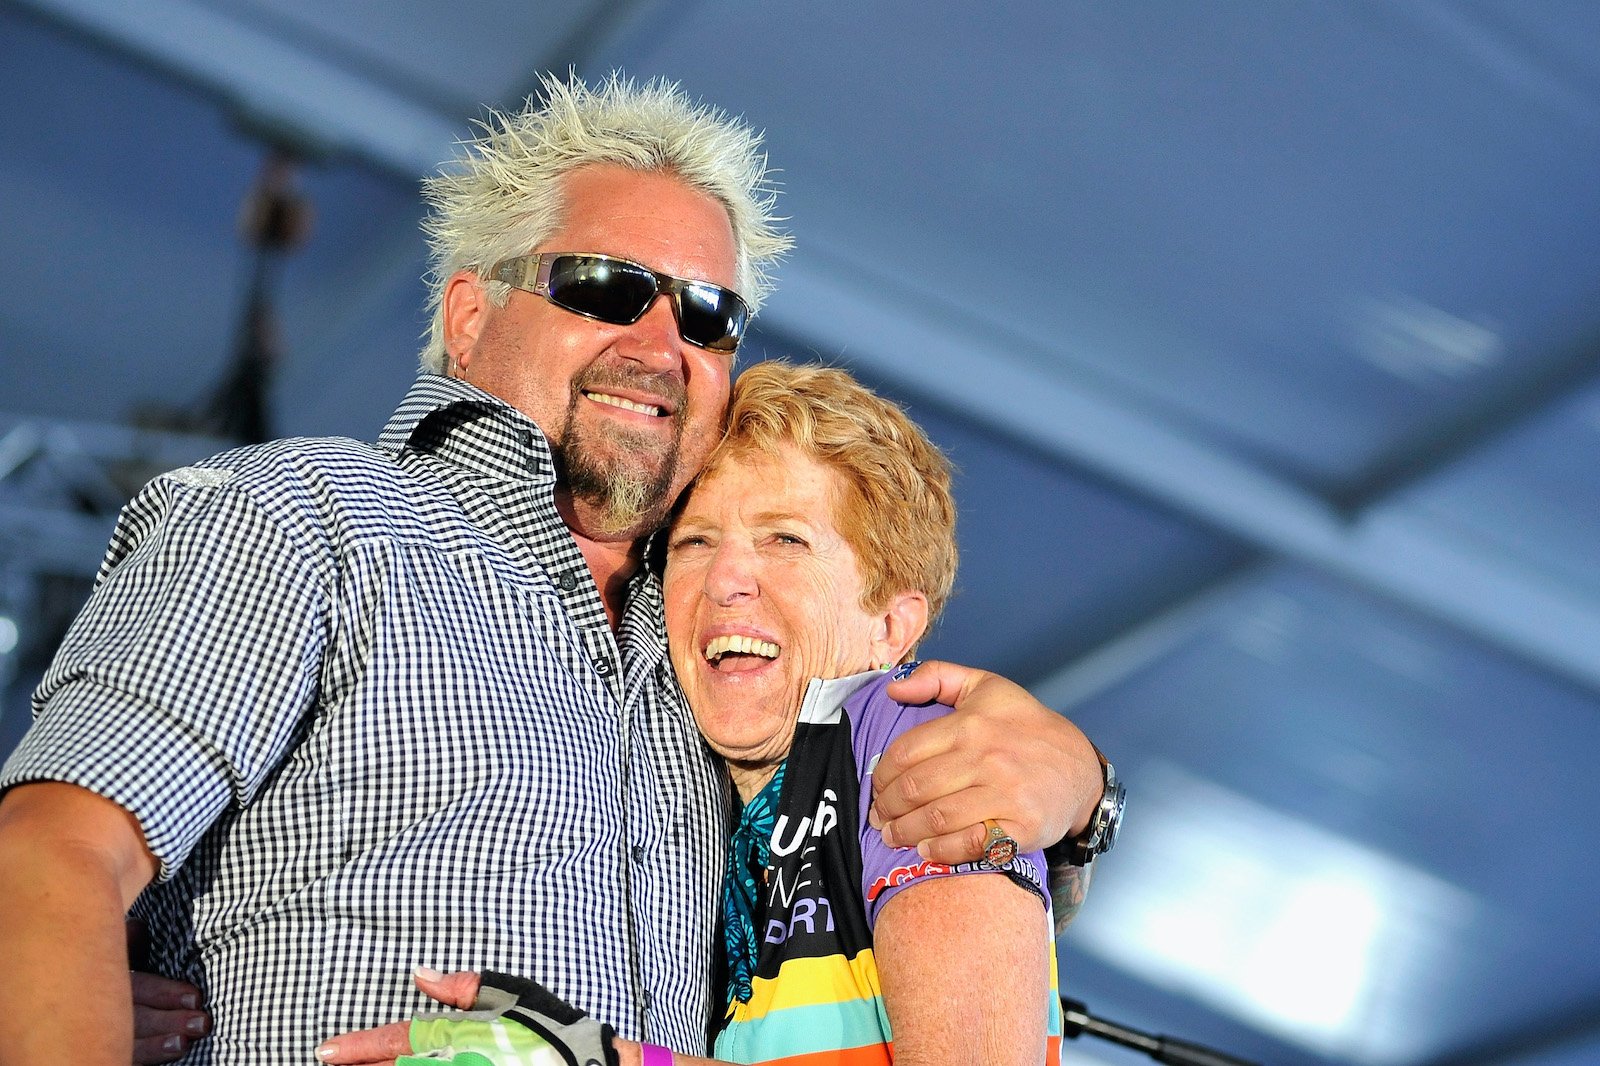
top-left (639, 1044), bottom-right (673, 1066)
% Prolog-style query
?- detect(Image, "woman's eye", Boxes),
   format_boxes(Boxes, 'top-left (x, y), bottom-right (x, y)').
top-left (773, 532), bottom-right (807, 547)
top-left (669, 534), bottom-right (710, 551)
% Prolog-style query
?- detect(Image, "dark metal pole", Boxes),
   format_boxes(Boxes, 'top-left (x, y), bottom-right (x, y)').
top-left (1061, 998), bottom-right (1263, 1066)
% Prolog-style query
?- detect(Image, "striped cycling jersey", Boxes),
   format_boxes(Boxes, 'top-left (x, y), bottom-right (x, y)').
top-left (713, 671), bottom-right (1063, 1065)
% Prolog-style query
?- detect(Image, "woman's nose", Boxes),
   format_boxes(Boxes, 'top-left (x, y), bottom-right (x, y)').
top-left (704, 543), bottom-right (757, 605)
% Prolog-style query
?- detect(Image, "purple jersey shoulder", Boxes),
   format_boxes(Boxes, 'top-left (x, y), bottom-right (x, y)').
top-left (841, 674), bottom-right (1049, 926)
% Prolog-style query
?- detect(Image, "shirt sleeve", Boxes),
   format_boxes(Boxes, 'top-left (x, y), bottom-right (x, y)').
top-left (0, 461), bottom-right (331, 880)
top-left (850, 679), bottom-right (1051, 928)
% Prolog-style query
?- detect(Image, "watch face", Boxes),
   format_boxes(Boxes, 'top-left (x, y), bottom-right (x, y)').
top-left (1103, 782), bottom-right (1127, 851)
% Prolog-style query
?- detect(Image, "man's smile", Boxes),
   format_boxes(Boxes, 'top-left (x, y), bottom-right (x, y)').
top-left (584, 389), bottom-right (669, 418)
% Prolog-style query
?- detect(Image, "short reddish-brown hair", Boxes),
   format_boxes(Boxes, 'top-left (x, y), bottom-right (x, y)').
top-left (700, 361), bottom-right (957, 628)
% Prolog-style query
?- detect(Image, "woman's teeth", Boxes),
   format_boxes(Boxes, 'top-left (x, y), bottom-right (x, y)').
top-left (703, 634), bottom-right (780, 662)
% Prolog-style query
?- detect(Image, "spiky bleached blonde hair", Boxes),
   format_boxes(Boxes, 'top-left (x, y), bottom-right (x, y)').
top-left (418, 72), bottom-right (791, 372)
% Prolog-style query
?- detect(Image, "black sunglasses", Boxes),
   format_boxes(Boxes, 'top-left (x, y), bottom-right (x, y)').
top-left (490, 253), bottom-right (749, 354)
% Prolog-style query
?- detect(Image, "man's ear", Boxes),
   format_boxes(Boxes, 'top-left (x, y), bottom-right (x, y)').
top-left (873, 590), bottom-right (930, 667)
top-left (442, 270), bottom-right (489, 373)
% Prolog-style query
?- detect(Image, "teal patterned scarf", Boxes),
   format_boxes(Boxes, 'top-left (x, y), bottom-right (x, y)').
top-left (722, 761), bottom-right (787, 1005)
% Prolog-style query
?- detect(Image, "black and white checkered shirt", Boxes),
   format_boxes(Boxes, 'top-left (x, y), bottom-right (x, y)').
top-left (2, 374), bottom-right (728, 1062)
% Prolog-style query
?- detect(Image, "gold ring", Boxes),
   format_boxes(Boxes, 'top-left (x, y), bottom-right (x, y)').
top-left (981, 818), bottom-right (1019, 867)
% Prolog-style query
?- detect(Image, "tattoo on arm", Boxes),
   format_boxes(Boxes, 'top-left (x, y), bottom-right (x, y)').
top-left (1048, 861), bottom-right (1093, 935)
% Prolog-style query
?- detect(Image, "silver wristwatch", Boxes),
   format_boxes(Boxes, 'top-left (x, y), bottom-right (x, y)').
top-left (1064, 745), bottom-right (1126, 866)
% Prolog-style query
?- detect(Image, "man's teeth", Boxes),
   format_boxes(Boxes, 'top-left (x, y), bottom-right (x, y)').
top-left (587, 391), bottom-right (663, 417)
top-left (703, 634), bottom-right (780, 662)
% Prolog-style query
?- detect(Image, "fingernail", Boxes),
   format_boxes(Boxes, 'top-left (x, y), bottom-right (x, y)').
top-left (879, 823), bottom-right (896, 848)
top-left (180, 992), bottom-right (199, 1009)
top-left (867, 805), bottom-right (883, 830)
top-left (916, 841), bottom-right (931, 860)
top-left (162, 1036), bottom-right (184, 1054)
top-left (186, 1016), bottom-right (208, 1035)
top-left (414, 964), bottom-right (445, 982)
top-left (316, 1043), bottom-right (337, 1060)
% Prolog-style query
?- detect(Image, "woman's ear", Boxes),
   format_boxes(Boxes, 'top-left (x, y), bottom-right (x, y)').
top-left (441, 270), bottom-right (489, 375)
top-left (873, 590), bottom-right (930, 667)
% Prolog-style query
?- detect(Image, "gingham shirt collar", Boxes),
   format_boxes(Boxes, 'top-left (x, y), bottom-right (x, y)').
top-left (379, 373), bottom-right (554, 483)
top-left (382, 373), bottom-right (638, 634)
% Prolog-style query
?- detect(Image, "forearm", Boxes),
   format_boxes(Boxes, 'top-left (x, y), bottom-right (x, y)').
top-left (1048, 859), bottom-right (1093, 935)
top-left (0, 833), bottom-right (137, 1062)
top-left (0, 784), bottom-right (156, 1065)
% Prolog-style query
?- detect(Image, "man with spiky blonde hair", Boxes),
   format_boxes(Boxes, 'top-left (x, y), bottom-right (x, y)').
top-left (0, 73), bottom-right (1109, 1066)
top-left (419, 73), bottom-right (791, 375)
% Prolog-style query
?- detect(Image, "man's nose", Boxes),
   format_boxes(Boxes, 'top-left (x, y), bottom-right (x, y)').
top-left (613, 293), bottom-right (684, 372)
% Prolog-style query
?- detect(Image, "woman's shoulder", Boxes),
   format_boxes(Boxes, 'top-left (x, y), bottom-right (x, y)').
top-left (841, 670), bottom-right (953, 762)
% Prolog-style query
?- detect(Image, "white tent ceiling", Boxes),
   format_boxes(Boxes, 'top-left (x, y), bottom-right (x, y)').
top-left (3, 4), bottom-right (1599, 1064)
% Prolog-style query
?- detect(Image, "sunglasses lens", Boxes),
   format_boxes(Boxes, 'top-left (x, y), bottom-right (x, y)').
top-left (546, 256), bottom-right (658, 325)
top-left (541, 254), bottom-right (746, 353)
top-left (676, 282), bottom-right (748, 353)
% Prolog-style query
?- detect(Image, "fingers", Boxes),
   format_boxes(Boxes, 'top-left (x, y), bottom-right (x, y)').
top-left (882, 779), bottom-right (1023, 860)
top-left (873, 745), bottom-right (987, 844)
top-left (413, 966), bottom-right (481, 1008)
top-left (870, 711), bottom-right (996, 838)
top-left (315, 1021), bottom-right (410, 1064)
top-left (314, 968), bottom-right (478, 1064)
top-left (134, 1003), bottom-right (209, 1040)
top-left (131, 971), bottom-right (209, 1064)
top-left (872, 668), bottom-right (1103, 858)
top-left (873, 665), bottom-right (1039, 825)
top-left (314, 968), bottom-right (480, 1064)
top-left (915, 818), bottom-right (1029, 867)
top-left (868, 706), bottom-right (963, 829)
top-left (131, 970), bottom-right (202, 1011)
top-left (133, 1032), bottom-right (194, 1064)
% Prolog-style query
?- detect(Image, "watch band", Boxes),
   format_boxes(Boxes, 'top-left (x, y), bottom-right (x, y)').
top-left (1050, 744), bottom-right (1126, 867)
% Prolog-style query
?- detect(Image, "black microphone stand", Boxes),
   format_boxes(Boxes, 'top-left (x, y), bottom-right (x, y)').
top-left (1061, 998), bottom-right (1263, 1066)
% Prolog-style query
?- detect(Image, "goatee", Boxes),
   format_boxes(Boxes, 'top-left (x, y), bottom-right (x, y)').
top-left (555, 365), bottom-right (687, 536)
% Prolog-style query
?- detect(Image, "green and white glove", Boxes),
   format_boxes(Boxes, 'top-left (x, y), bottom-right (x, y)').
top-left (397, 971), bottom-right (619, 1066)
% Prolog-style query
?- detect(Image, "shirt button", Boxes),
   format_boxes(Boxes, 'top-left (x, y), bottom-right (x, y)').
top-left (558, 569), bottom-right (578, 592)
top-left (516, 429), bottom-right (533, 448)
top-left (641, 990), bottom-right (654, 1010)
top-left (631, 845), bottom-right (646, 863)
top-left (593, 657), bottom-right (614, 677)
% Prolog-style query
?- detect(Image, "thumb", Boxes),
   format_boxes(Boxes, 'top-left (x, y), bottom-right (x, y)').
top-left (884, 659), bottom-right (989, 708)
top-left (413, 966), bottom-right (482, 1009)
